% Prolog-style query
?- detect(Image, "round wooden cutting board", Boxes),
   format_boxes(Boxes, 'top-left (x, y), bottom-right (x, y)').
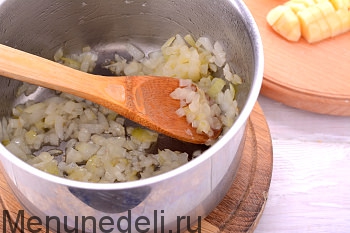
top-left (244, 0), bottom-right (350, 116)
top-left (0, 103), bottom-right (273, 233)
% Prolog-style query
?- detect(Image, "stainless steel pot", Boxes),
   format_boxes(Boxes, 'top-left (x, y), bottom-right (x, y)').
top-left (0, 0), bottom-right (263, 232)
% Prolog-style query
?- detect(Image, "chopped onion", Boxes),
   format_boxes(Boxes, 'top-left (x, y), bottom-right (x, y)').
top-left (126, 43), bottom-right (145, 61)
top-left (2, 34), bottom-right (242, 183)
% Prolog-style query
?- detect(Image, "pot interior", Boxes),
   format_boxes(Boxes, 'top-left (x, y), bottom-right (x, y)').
top-left (0, 0), bottom-right (258, 158)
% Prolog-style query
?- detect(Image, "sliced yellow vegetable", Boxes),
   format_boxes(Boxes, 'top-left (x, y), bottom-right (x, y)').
top-left (325, 12), bottom-right (343, 36)
top-left (316, 1), bottom-right (336, 16)
top-left (266, 0), bottom-right (350, 43)
top-left (330, 0), bottom-right (347, 9)
top-left (284, 1), bottom-right (308, 13)
top-left (297, 9), bottom-right (317, 36)
top-left (268, 5), bottom-right (302, 41)
top-left (266, 5), bottom-right (288, 25)
top-left (298, 6), bottom-right (328, 42)
top-left (336, 9), bottom-right (348, 32)
top-left (314, 2), bottom-right (341, 36)
top-left (290, 0), bottom-right (316, 7)
top-left (301, 20), bottom-right (323, 43)
top-left (307, 5), bottom-right (322, 19)
top-left (318, 17), bottom-right (332, 38)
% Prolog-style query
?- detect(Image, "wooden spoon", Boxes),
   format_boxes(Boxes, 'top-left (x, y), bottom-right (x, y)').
top-left (0, 44), bottom-right (221, 144)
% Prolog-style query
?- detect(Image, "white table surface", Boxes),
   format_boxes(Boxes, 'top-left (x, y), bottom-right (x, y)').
top-left (254, 95), bottom-right (350, 233)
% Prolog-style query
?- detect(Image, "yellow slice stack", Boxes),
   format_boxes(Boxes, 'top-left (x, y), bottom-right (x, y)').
top-left (266, 0), bottom-right (350, 43)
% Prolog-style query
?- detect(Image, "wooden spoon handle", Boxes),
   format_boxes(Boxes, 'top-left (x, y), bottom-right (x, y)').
top-left (0, 44), bottom-right (216, 144)
top-left (0, 44), bottom-right (127, 107)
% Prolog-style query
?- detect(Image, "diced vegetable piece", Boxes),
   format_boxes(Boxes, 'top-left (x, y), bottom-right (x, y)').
top-left (290, 0), bottom-right (316, 7)
top-left (267, 0), bottom-right (350, 43)
top-left (338, 9), bottom-right (350, 32)
top-left (325, 11), bottom-right (344, 36)
top-left (297, 8), bottom-right (316, 38)
top-left (284, 1), bottom-right (308, 13)
top-left (330, 0), bottom-right (347, 9)
top-left (316, 1), bottom-right (336, 16)
top-left (266, 5), bottom-right (287, 25)
top-left (318, 17), bottom-right (332, 39)
top-left (301, 20), bottom-right (323, 43)
top-left (207, 78), bottom-right (226, 99)
top-left (268, 5), bottom-right (302, 41)
top-left (131, 128), bottom-right (158, 143)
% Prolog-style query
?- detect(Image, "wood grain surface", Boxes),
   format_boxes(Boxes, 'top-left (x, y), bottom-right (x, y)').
top-left (244, 0), bottom-right (350, 116)
top-left (0, 103), bottom-right (273, 233)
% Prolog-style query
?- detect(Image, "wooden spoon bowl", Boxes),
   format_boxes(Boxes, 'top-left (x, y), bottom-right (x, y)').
top-left (0, 44), bottom-right (221, 144)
